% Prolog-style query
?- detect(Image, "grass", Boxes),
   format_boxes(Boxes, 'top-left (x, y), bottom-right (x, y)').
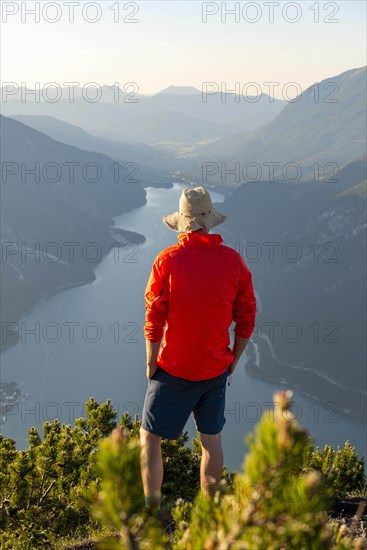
top-left (52, 525), bottom-right (117, 550)
top-left (347, 487), bottom-right (367, 498)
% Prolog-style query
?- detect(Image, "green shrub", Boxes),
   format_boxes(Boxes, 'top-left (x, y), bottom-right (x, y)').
top-left (89, 390), bottom-right (366, 549)
top-left (0, 392), bottom-right (365, 548)
top-left (303, 439), bottom-right (365, 495)
top-left (0, 398), bottom-right (117, 548)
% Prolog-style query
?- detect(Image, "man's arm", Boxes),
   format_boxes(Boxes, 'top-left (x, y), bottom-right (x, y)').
top-left (229, 335), bottom-right (249, 375)
top-left (230, 260), bottom-right (257, 375)
top-left (144, 255), bottom-right (169, 379)
top-left (146, 339), bottom-right (162, 379)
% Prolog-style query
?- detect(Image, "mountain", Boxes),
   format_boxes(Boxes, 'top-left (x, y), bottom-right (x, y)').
top-left (10, 114), bottom-right (181, 186)
top-left (0, 115), bottom-right (146, 350)
top-left (155, 86), bottom-right (201, 95)
top-left (142, 91), bottom-right (284, 133)
top-left (191, 66), bottom-right (367, 186)
top-left (218, 158), bottom-right (367, 416)
top-left (96, 110), bottom-right (236, 143)
top-left (1, 84), bottom-right (284, 146)
top-left (1, 84), bottom-right (130, 103)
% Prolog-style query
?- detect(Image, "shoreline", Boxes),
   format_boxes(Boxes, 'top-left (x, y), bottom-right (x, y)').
top-left (0, 225), bottom-right (146, 356)
top-left (244, 334), bottom-right (366, 422)
top-left (245, 363), bottom-right (366, 423)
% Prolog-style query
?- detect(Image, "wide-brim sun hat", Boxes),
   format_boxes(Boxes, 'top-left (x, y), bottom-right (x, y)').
top-left (162, 186), bottom-right (227, 233)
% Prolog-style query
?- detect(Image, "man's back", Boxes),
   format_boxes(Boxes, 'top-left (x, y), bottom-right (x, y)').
top-left (144, 231), bottom-right (256, 380)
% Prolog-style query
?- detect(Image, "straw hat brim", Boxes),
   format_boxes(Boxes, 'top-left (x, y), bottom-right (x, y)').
top-left (162, 209), bottom-right (227, 233)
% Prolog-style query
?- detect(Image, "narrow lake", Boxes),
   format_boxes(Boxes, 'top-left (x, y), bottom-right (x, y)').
top-left (1, 183), bottom-right (366, 472)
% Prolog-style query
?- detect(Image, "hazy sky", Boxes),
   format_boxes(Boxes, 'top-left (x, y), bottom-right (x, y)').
top-left (1, 0), bottom-right (366, 98)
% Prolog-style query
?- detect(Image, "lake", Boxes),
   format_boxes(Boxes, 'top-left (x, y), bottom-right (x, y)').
top-left (1, 183), bottom-right (366, 472)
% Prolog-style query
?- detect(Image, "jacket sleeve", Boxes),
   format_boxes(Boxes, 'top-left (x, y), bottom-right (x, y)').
top-left (144, 255), bottom-right (169, 342)
top-left (232, 259), bottom-right (256, 339)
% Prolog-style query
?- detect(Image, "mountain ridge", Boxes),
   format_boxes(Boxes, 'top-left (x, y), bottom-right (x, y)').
top-left (189, 66), bottom-right (367, 186)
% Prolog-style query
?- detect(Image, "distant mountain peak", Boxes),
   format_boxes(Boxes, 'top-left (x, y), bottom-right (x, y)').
top-left (155, 85), bottom-right (201, 96)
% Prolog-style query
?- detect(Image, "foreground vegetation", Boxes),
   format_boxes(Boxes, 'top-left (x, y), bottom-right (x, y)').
top-left (0, 392), bottom-right (366, 548)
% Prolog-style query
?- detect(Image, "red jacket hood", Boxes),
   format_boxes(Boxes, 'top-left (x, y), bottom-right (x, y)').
top-left (177, 232), bottom-right (223, 248)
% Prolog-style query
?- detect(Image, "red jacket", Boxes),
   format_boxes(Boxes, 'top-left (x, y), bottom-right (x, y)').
top-left (144, 231), bottom-right (256, 380)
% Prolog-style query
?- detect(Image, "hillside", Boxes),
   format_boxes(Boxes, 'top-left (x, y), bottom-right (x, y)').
top-left (218, 158), bottom-right (367, 416)
top-left (0, 115), bottom-right (146, 351)
top-left (10, 114), bottom-right (180, 186)
top-left (190, 66), bottom-right (367, 186)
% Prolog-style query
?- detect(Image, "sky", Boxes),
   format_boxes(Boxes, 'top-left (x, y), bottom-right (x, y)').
top-left (1, 0), bottom-right (366, 99)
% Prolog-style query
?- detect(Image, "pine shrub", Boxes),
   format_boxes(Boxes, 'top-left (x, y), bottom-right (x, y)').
top-left (0, 391), bottom-right (365, 548)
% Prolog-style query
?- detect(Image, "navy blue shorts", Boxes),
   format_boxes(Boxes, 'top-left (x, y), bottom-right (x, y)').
top-left (141, 366), bottom-right (230, 439)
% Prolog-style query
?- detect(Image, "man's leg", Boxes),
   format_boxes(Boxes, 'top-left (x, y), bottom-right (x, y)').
top-left (199, 432), bottom-right (224, 497)
top-left (139, 426), bottom-right (163, 509)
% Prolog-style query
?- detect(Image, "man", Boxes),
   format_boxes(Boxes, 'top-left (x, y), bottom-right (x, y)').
top-left (140, 186), bottom-right (256, 512)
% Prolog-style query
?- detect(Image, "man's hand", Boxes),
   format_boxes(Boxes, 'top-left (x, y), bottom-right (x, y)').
top-left (146, 363), bottom-right (159, 380)
top-left (229, 335), bottom-right (249, 376)
top-left (146, 340), bottom-right (162, 379)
